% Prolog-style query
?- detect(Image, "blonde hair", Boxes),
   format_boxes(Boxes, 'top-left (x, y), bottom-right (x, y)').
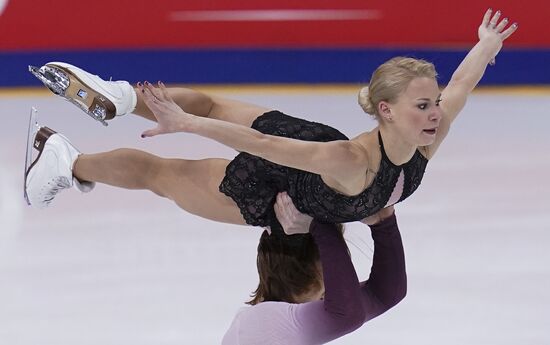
top-left (358, 57), bottom-right (437, 118)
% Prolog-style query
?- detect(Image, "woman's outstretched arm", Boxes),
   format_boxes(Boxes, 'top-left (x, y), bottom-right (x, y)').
top-left (428, 9), bottom-right (518, 156)
top-left (134, 84), bottom-right (270, 127)
top-left (137, 83), bottom-right (366, 182)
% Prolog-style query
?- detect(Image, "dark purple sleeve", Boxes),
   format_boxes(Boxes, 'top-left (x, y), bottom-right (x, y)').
top-left (361, 213), bottom-right (407, 322)
top-left (311, 220), bottom-right (366, 321)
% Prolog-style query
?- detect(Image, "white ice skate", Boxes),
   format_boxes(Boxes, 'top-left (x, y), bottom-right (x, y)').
top-left (24, 109), bottom-right (95, 208)
top-left (28, 62), bottom-right (137, 126)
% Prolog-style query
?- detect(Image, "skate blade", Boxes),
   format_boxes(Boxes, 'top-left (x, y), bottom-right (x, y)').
top-left (23, 107), bottom-right (39, 205)
top-left (23, 108), bottom-right (57, 205)
top-left (28, 65), bottom-right (68, 96)
top-left (29, 64), bottom-right (112, 126)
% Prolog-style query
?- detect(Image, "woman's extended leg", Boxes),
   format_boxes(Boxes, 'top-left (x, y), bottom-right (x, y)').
top-left (73, 149), bottom-right (247, 225)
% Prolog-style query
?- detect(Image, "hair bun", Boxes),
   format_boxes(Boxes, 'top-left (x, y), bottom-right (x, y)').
top-left (358, 86), bottom-right (375, 115)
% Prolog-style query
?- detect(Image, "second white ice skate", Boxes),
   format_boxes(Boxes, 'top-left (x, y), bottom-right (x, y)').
top-left (24, 115), bottom-right (95, 208)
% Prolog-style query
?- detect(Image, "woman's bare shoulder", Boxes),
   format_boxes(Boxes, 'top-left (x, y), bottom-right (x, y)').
top-left (350, 129), bottom-right (380, 160)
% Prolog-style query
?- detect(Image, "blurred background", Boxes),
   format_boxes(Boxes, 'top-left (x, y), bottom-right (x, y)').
top-left (0, 0), bottom-right (549, 86)
top-left (1, 1), bottom-right (549, 345)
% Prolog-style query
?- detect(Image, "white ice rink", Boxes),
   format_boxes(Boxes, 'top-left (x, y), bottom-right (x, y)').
top-left (1, 86), bottom-right (549, 344)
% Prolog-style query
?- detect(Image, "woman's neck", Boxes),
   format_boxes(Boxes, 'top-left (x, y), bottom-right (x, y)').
top-left (378, 126), bottom-right (417, 165)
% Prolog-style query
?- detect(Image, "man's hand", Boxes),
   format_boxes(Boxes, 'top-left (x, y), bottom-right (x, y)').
top-left (273, 192), bottom-right (313, 235)
top-left (360, 206), bottom-right (395, 226)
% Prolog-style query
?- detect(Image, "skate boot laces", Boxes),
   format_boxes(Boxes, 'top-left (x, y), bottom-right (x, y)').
top-left (41, 176), bottom-right (72, 206)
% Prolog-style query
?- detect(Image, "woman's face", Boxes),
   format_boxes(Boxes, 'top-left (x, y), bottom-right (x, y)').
top-left (388, 77), bottom-right (442, 146)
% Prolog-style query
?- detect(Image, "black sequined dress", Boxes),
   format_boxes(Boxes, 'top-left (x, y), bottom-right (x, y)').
top-left (219, 111), bottom-right (428, 234)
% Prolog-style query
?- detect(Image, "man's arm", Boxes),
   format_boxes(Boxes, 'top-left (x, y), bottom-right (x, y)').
top-left (360, 209), bottom-right (407, 322)
top-left (274, 192), bottom-right (366, 344)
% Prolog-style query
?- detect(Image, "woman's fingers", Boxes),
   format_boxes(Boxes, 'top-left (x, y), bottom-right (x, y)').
top-left (158, 81), bottom-right (172, 102)
top-left (482, 8), bottom-right (492, 27)
top-left (500, 22), bottom-right (518, 40)
top-left (141, 127), bottom-right (161, 138)
top-left (144, 81), bottom-right (165, 102)
top-left (139, 84), bottom-right (160, 111)
top-left (138, 82), bottom-right (153, 101)
top-left (495, 17), bottom-right (508, 32)
top-left (489, 10), bottom-right (501, 28)
top-left (136, 83), bottom-right (168, 137)
top-left (479, 9), bottom-right (518, 42)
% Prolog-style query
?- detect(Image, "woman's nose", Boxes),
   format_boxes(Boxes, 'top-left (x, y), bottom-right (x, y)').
top-left (430, 108), bottom-right (442, 121)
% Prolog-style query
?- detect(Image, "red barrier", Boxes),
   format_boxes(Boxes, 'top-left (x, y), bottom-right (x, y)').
top-left (0, 0), bottom-right (546, 51)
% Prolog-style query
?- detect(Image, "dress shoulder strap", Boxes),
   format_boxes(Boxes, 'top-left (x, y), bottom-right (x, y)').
top-left (377, 131), bottom-right (391, 163)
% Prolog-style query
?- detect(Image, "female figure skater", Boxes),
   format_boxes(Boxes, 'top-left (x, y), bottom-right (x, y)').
top-left (26, 10), bottom-right (516, 234)
top-left (224, 193), bottom-right (403, 344)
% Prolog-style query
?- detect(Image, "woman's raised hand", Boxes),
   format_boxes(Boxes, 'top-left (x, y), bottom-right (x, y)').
top-left (478, 9), bottom-right (518, 65)
top-left (138, 81), bottom-right (194, 138)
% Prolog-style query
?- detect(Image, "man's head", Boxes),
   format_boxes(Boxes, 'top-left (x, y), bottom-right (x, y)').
top-left (248, 224), bottom-right (344, 305)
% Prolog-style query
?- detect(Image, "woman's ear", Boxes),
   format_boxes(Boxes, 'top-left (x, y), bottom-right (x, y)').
top-left (378, 101), bottom-right (393, 122)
